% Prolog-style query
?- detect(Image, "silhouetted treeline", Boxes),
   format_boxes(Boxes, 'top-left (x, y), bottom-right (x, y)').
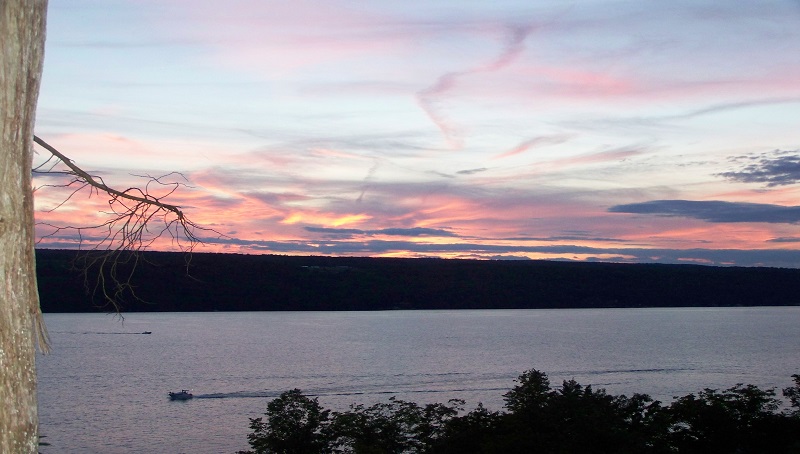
top-left (238, 370), bottom-right (800, 454)
top-left (36, 249), bottom-right (800, 312)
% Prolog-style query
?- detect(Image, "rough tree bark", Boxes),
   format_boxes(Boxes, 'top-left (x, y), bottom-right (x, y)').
top-left (0, 0), bottom-right (49, 452)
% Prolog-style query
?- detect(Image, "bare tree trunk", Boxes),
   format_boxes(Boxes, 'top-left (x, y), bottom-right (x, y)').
top-left (0, 1), bottom-right (48, 452)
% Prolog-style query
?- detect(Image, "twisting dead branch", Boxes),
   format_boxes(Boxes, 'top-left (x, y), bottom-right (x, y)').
top-left (32, 135), bottom-right (218, 310)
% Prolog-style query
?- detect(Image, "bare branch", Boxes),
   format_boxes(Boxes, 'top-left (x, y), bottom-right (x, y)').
top-left (32, 135), bottom-right (222, 311)
top-left (34, 135), bottom-right (187, 221)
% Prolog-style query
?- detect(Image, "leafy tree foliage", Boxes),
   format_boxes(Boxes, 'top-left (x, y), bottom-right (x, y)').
top-left (241, 370), bottom-right (800, 454)
top-left (502, 368), bottom-right (550, 414)
top-left (328, 397), bottom-right (462, 453)
top-left (495, 372), bottom-right (669, 454)
top-left (783, 374), bottom-right (800, 413)
top-left (662, 385), bottom-right (780, 453)
top-left (426, 403), bottom-right (501, 454)
top-left (238, 389), bottom-right (331, 454)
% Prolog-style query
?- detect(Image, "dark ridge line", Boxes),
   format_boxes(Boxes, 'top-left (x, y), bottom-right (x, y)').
top-left (36, 249), bottom-right (800, 313)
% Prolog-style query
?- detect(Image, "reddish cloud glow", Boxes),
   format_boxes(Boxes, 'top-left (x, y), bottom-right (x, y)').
top-left (33, 0), bottom-right (800, 267)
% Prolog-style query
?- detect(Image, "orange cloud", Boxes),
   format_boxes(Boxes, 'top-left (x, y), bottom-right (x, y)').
top-left (280, 211), bottom-right (371, 227)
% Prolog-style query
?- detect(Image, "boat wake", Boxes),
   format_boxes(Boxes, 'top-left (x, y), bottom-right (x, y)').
top-left (53, 331), bottom-right (153, 335)
top-left (191, 368), bottom-right (695, 401)
top-left (572, 367), bottom-right (694, 376)
top-left (193, 385), bottom-right (510, 400)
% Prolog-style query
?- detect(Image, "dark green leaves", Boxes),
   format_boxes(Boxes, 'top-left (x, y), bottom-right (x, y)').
top-left (240, 371), bottom-right (800, 454)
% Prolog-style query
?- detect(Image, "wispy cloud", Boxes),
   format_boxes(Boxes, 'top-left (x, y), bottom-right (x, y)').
top-left (553, 147), bottom-right (643, 168)
top-left (416, 23), bottom-right (538, 148)
top-left (456, 168), bottom-right (488, 175)
top-left (356, 159), bottom-right (381, 203)
top-left (768, 236), bottom-right (800, 243)
top-left (493, 135), bottom-right (571, 160)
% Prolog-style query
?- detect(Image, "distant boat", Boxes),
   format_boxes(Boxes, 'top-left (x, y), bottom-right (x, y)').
top-left (142, 331), bottom-right (152, 334)
top-left (168, 390), bottom-right (193, 401)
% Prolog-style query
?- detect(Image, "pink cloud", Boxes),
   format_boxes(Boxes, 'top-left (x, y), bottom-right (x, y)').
top-left (532, 65), bottom-right (635, 97)
top-left (493, 135), bottom-right (571, 160)
top-left (447, 54), bottom-right (800, 112)
top-left (33, 133), bottom-right (227, 174)
top-left (140, 0), bottom-right (419, 78)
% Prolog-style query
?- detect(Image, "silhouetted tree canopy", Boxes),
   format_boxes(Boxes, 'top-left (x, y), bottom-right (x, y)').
top-left (239, 369), bottom-right (800, 454)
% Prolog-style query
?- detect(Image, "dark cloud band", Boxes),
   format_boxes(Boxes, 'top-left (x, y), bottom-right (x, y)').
top-left (608, 200), bottom-right (800, 224)
top-left (191, 236), bottom-right (800, 268)
top-left (717, 150), bottom-right (800, 187)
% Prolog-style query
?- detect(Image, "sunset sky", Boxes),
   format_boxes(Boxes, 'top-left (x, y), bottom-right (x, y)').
top-left (32, 0), bottom-right (800, 267)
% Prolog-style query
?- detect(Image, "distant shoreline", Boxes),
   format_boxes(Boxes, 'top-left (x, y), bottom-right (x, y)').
top-left (36, 249), bottom-right (800, 313)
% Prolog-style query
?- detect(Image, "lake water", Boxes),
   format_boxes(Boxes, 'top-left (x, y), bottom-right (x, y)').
top-left (37, 308), bottom-right (800, 453)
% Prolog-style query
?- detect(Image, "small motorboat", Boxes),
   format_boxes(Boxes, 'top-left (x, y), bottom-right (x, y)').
top-left (168, 390), bottom-right (193, 401)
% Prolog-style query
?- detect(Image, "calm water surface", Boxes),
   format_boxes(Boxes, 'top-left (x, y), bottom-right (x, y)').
top-left (37, 308), bottom-right (800, 453)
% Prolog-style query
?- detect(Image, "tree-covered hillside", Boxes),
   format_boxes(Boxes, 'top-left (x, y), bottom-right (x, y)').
top-left (36, 249), bottom-right (800, 312)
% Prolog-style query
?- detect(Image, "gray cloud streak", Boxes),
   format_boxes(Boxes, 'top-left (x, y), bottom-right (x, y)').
top-left (608, 200), bottom-right (800, 224)
top-left (192, 236), bottom-right (800, 268)
top-left (456, 167), bottom-right (488, 175)
top-left (717, 149), bottom-right (800, 187)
